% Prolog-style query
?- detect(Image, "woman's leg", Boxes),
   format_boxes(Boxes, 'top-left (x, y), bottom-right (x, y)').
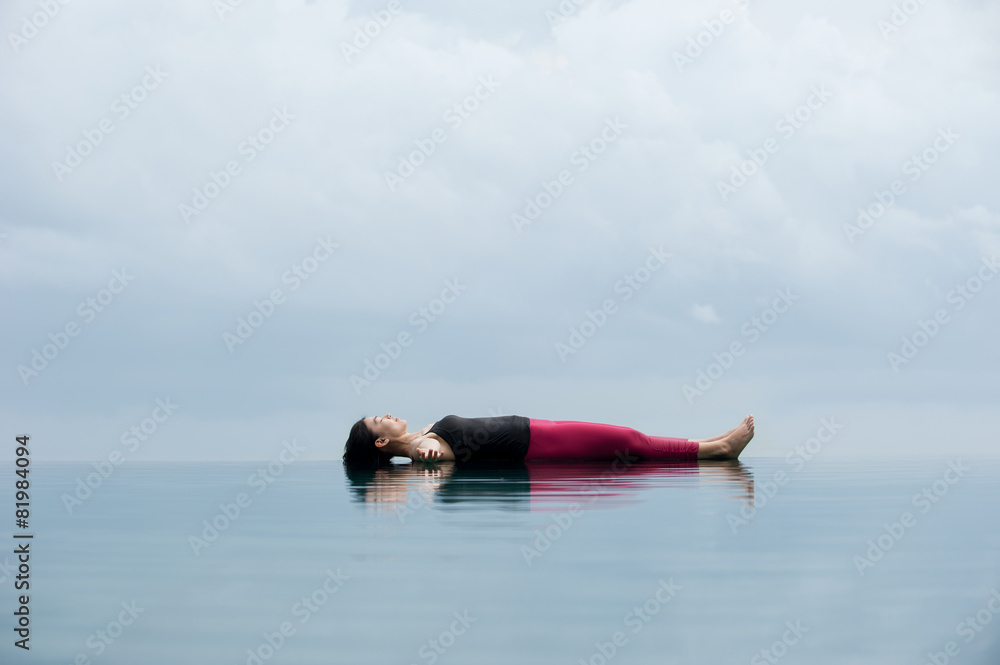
top-left (525, 416), bottom-right (754, 460)
top-left (525, 419), bottom-right (697, 460)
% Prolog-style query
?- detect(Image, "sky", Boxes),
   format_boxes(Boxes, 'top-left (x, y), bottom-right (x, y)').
top-left (1, 0), bottom-right (998, 461)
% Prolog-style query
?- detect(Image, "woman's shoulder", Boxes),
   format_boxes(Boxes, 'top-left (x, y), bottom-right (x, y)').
top-left (420, 415), bottom-right (454, 435)
top-left (429, 414), bottom-right (461, 428)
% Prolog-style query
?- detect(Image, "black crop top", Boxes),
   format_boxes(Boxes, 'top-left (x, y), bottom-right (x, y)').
top-left (425, 415), bottom-right (531, 462)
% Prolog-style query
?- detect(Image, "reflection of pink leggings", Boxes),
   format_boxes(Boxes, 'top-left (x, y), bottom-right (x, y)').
top-left (525, 419), bottom-right (698, 460)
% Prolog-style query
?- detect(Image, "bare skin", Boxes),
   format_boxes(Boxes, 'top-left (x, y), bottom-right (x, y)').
top-left (693, 415), bottom-right (755, 460)
top-left (363, 413), bottom-right (755, 462)
top-left (364, 414), bottom-right (454, 461)
top-left (699, 423), bottom-right (740, 443)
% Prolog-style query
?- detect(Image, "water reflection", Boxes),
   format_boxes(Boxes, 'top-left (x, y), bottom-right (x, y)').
top-left (5, 460), bottom-right (998, 665)
top-left (344, 459), bottom-right (755, 514)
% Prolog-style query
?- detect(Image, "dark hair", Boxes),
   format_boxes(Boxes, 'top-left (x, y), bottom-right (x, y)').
top-left (342, 417), bottom-right (392, 466)
top-left (343, 463), bottom-right (381, 502)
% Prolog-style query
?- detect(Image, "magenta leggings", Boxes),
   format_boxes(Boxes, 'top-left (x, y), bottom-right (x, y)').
top-left (525, 418), bottom-right (698, 460)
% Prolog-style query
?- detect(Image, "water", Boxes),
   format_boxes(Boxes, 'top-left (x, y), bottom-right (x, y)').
top-left (2, 458), bottom-right (998, 664)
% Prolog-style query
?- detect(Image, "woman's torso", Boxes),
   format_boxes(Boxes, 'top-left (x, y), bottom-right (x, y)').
top-left (420, 415), bottom-right (531, 462)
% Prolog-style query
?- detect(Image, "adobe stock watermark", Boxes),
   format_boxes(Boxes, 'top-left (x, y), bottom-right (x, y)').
top-left (717, 85), bottom-right (833, 202)
top-left (214, 0), bottom-right (248, 21)
top-left (423, 407), bottom-right (509, 465)
top-left (546, 0), bottom-right (589, 27)
top-left (577, 578), bottom-right (681, 665)
top-left (878, 0), bottom-right (929, 39)
top-left (61, 398), bottom-right (179, 515)
top-left (222, 236), bottom-right (340, 353)
top-left (521, 451), bottom-right (640, 566)
top-left (242, 568), bottom-right (350, 665)
top-left (0, 556), bottom-right (17, 587)
top-left (521, 504), bottom-right (585, 566)
top-left (397, 405), bottom-right (504, 523)
top-left (7, 0), bottom-right (74, 54)
top-left (385, 75), bottom-right (502, 192)
top-left (340, 0), bottom-right (403, 64)
top-left (682, 288), bottom-right (799, 405)
top-left (887, 254), bottom-right (998, 372)
top-left (750, 620), bottom-right (809, 665)
top-left (179, 107), bottom-right (295, 223)
top-left (394, 486), bottom-right (435, 523)
top-left (17, 268), bottom-right (135, 386)
top-left (853, 459), bottom-right (969, 575)
top-left (51, 65), bottom-right (169, 182)
top-left (673, 0), bottom-right (753, 73)
top-left (70, 600), bottom-right (145, 662)
top-left (727, 417), bottom-right (843, 534)
top-left (350, 278), bottom-right (468, 395)
top-left (555, 246), bottom-right (671, 363)
top-left (407, 610), bottom-right (477, 665)
top-left (843, 126), bottom-right (960, 244)
top-left (920, 588), bottom-right (1000, 665)
top-left (188, 439), bottom-right (306, 556)
top-left (511, 117), bottom-right (628, 234)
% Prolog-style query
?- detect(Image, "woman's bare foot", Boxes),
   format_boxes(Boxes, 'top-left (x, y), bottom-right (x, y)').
top-left (695, 423), bottom-right (741, 444)
top-left (725, 414), bottom-right (755, 458)
top-left (696, 415), bottom-right (755, 459)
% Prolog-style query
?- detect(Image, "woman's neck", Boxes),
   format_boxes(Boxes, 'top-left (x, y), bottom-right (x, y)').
top-left (385, 431), bottom-right (421, 458)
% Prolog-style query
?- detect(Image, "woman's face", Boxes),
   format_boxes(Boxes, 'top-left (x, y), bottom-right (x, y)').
top-left (365, 413), bottom-right (407, 441)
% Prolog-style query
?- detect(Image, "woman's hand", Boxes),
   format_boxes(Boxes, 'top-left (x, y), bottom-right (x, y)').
top-left (415, 441), bottom-right (444, 462)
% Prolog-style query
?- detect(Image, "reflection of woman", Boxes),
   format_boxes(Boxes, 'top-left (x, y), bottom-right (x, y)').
top-left (344, 461), bottom-right (530, 508)
top-left (342, 413), bottom-right (754, 464)
top-left (344, 458), bottom-right (755, 510)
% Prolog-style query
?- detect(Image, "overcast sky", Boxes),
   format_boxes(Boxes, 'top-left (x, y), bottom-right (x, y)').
top-left (1, 0), bottom-right (998, 460)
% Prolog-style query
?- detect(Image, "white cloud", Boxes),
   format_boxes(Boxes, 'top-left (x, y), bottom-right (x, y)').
top-left (691, 303), bottom-right (721, 324)
top-left (2, 0), bottom-right (998, 458)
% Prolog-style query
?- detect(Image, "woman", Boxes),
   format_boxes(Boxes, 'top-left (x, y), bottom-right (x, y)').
top-left (342, 413), bottom-right (754, 464)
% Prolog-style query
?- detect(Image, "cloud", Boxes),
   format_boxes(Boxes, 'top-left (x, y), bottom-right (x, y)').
top-left (691, 304), bottom-right (721, 324)
top-left (1, 0), bottom-right (998, 458)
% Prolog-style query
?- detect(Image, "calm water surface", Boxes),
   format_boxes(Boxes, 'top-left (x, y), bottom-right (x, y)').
top-left (2, 457), bottom-right (998, 664)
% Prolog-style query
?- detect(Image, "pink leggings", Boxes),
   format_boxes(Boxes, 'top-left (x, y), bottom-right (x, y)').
top-left (525, 418), bottom-right (699, 460)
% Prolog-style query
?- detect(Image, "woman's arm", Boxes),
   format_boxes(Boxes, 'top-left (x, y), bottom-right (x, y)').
top-left (410, 433), bottom-right (456, 462)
